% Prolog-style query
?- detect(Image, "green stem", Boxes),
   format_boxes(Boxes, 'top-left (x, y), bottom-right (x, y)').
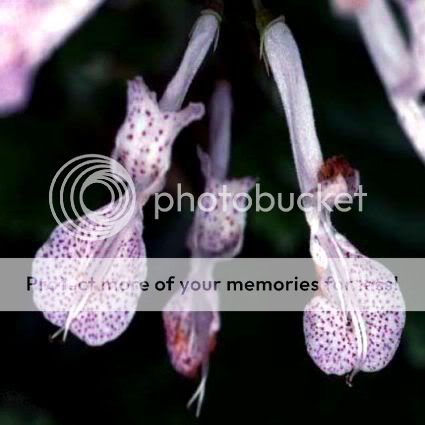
top-left (252, 0), bottom-right (263, 11)
top-left (254, 1), bottom-right (275, 34)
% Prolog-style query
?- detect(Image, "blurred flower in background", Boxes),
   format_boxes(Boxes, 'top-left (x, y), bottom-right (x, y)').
top-left (0, 0), bottom-right (104, 115)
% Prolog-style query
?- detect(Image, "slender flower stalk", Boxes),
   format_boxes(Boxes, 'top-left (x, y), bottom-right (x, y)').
top-left (258, 11), bottom-right (405, 380)
top-left (0, 0), bottom-right (105, 116)
top-left (332, 0), bottom-right (425, 163)
top-left (163, 82), bottom-right (255, 415)
top-left (159, 5), bottom-right (222, 112)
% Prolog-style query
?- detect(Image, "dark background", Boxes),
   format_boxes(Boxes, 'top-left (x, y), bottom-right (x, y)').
top-left (0, 0), bottom-right (424, 424)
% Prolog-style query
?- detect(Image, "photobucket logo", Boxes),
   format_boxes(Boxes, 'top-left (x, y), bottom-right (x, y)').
top-left (154, 183), bottom-right (367, 219)
top-left (49, 154), bottom-right (137, 241)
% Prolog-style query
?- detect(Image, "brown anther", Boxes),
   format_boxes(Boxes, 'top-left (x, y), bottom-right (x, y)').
top-left (318, 155), bottom-right (355, 182)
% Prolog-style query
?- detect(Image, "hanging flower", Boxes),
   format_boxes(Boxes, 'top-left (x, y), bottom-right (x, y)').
top-left (0, 0), bottom-right (105, 116)
top-left (162, 259), bottom-right (219, 416)
top-left (163, 82), bottom-right (255, 415)
top-left (33, 3), bottom-right (222, 346)
top-left (259, 13), bottom-right (405, 380)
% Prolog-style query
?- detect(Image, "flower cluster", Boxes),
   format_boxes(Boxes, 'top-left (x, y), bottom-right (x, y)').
top-left (26, 0), bottom-right (412, 415)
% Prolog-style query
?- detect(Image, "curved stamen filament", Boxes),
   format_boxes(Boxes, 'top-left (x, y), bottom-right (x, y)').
top-left (187, 361), bottom-right (209, 417)
top-left (321, 215), bottom-right (368, 376)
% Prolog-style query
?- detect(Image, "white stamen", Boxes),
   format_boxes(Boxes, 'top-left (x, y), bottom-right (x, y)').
top-left (187, 361), bottom-right (209, 417)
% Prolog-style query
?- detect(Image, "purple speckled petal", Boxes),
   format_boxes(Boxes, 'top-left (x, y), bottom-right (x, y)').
top-left (305, 228), bottom-right (405, 376)
top-left (188, 151), bottom-right (255, 258)
top-left (304, 295), bottom-right (356, 375)
top-left (113, 76), bottom-right (205, 194)
top-left (32, 205), bottom-right (146, 346)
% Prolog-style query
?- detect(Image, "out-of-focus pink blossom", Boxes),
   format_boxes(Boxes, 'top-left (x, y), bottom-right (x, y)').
top-left (333, 0), bottom-right (425, 164)
top-left (396, 0), bottom-right (425, 92)
top-left (332, 0), bottom-right (369, 15)
top-left (0, 0), bottom-right (105, 116)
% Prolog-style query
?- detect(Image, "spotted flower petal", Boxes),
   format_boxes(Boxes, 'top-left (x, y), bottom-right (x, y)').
top-left (32, 203), bottom-right (146, 346)
top-left (113, 76), bottom-right (205, 194)
top-left (188, 153), bottom-right (255, 258)
top-left (0, 0), bottom-right (104, 115)
top-left (305, 226), bottom-right (405, 377)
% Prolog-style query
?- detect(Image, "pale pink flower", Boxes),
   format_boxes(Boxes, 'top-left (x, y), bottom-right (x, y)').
top-left (163, 82), bottom-right (254, 415)
top-left (0, 0), bottom-right (104, 115)
top-left (261, 17), bottom-right (405, 380)
top-left (33, 5), bottom-right (221, 345)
